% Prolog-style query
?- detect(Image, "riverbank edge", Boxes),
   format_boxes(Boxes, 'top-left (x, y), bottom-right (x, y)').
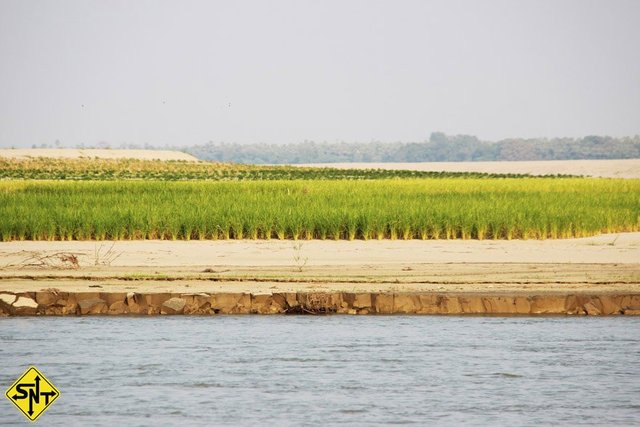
top-left (1, 290), bottom-right (639, 316)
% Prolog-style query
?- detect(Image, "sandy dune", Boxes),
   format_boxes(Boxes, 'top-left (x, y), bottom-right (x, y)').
top-left (297, 159), bottom-right (640, 178)
top-left (0, 148), bottom-right (199, 161)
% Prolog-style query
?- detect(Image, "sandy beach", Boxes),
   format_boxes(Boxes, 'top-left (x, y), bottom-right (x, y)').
top-left (1, 233), bottom-right (638, 295)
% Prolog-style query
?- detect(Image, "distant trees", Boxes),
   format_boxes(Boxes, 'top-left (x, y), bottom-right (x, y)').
top-left (184, 133), bottom-right (640, 164)
top-left (19, 133), bottom-right (640, 163)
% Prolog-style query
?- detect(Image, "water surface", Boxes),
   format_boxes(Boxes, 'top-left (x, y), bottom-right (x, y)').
top-left (1, 316), bottom-right (639, 425)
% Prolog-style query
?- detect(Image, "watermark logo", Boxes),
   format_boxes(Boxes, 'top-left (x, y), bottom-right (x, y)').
top-left (5, 366), bottom-right (60, 422)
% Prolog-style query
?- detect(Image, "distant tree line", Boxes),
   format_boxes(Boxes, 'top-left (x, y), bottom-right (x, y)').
top-left (184, 133), bottom-right (640, 164)
top-left (26, 133), bottom-right (640, 164)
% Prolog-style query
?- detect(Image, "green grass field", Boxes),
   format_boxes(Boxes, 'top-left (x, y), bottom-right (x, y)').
top-left (0, 157), bottom-right (565, 181)
top-left (1, 179), bottom-right (638, 241)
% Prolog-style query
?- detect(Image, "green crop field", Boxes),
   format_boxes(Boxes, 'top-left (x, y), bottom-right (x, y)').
top-left (0, 179), bottom-right (638, 241)
top-left (0, 157), bottom-right (563, 181)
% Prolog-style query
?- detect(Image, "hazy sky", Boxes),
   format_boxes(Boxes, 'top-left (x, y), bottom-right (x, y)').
top-left (1, 0), bottom-right (639, 147)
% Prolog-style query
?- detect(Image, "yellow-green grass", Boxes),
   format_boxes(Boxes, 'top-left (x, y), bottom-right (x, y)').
top-left (0, 179), bottom-right (638, 241)
top-left (0, 157), bottom-right (564, 180)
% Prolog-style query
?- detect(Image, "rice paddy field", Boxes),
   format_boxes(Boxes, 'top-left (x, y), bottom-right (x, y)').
top-left (1, 178), bottom-right (638, 241)
top-left (0, 157), bottom-right (558, 181)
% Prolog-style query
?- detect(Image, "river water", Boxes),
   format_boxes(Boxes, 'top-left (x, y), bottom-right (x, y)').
top-left (1, 316), bottom-right (639, 426)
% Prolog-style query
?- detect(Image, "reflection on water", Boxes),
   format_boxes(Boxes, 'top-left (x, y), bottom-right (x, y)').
top-left (1, 316), bottom-right (639, 426)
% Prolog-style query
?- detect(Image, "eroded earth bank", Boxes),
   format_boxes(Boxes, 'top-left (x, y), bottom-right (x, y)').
top-left (1, 233), bottom-right (639, 316)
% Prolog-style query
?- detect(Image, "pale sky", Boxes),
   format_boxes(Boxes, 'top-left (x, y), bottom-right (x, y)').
top-left (1, 0), bottom-right (639, 147)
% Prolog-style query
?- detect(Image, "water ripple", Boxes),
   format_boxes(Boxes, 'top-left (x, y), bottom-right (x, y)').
top-left (0, 316), bottom-right (638, 426)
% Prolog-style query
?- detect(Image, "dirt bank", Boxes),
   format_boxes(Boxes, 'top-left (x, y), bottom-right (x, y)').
top-left (1, 289), bottom-right (639, 316)
top-left (1, 234), bottom-right (638, 316)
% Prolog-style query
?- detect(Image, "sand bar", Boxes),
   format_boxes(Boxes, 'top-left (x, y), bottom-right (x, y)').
top-left (0, 234), bottom-right (638, 316)
top-left (1, 232), bottom-right (638, 267)
top-left (0, 148), bottom-right (199, 161)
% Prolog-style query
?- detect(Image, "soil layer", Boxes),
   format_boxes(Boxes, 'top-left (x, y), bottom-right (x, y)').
top-left (1, 234), bottom-right (638, 316)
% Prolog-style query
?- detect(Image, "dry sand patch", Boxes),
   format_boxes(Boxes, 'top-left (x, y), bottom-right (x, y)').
top-left (1, 233), bottom-right (638, 295)
top-left (0, 148), bottom-right (198, 161)
top-left (1, 233), bottom-right (637, 267)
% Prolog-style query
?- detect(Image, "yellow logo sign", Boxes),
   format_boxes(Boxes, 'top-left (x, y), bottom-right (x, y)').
top-left (5, 366), bottom-right (60, 422)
